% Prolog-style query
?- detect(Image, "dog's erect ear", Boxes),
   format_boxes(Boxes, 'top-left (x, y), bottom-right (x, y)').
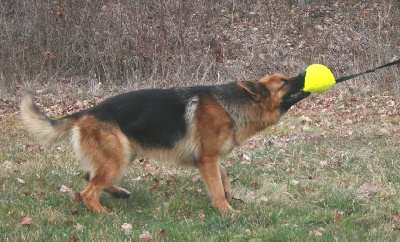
top-left (237, 80), bottom-right (270, 101)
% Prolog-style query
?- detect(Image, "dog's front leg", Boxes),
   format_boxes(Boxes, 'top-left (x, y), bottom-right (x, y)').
top-left (219, 164), bottom-right (231, 201)
top-left (197, 156), bottom-right (233, 211)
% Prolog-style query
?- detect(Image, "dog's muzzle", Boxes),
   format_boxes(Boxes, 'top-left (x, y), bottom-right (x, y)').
top-left (281, 71), bottom-right (311, 111)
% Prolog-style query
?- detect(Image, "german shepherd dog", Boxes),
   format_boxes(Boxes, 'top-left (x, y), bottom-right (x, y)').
top-left (20, 72), bottom-right (309, 212)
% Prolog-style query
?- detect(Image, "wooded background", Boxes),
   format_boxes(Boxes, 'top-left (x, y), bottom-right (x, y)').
top-left (0, 0), bottom-right (399, 96)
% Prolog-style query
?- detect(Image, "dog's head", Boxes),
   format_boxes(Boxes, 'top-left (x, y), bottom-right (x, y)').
top-left (237, 72), bottom-right (310, 113)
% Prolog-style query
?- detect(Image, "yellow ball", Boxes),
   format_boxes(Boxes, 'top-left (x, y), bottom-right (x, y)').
top-left (303, 64), bottom-right (336, 93)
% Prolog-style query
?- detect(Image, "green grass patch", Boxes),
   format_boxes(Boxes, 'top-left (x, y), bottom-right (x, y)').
top-left (1, 95), bottom-right (400, 241)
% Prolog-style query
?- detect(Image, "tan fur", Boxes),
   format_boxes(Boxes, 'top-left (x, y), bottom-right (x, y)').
top-left (72, 116), bottom-right (132, 212)
top-left (20, 94), bottom-right (74, 145)
top-left (20, 74), bottom-right (295, 213)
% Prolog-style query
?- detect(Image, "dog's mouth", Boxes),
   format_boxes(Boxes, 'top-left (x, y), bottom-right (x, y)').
top-left (281, 71), bottom-right (311, 112)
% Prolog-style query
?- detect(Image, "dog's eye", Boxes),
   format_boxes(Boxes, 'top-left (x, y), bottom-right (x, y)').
top-left (279, 78), bottom-right (288, 90)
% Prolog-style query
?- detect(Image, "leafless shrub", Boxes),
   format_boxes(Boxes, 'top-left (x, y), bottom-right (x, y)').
top-left (0, 0), bottom-right (398, 98)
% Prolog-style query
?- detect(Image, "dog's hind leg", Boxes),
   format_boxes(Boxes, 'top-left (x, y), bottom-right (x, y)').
top-left (81, 160), bottom-right (129, 212)
top-left (73, 117), bottom-right (131, 212)
top-left (197, 156), bottom-right (233, 211)
top-left (83, 171), bottom-right (131, 198)
top-left (79, 151), bottom-right (131, 212)
top-left (80, 173), bottom-right (110, 212)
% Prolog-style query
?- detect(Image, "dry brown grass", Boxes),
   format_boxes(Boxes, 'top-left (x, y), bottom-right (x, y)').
top-left (0, 0), bottom-right (399, 98)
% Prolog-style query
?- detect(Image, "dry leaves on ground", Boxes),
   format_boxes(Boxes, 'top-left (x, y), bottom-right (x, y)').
top-left (20, 216), bottom-right (32, 226)
top-left (139, 230), bottom-right (153, 241)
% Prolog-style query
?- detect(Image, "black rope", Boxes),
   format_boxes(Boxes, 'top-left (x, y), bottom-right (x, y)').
top-left (335, 59), bottom-right (400, 83)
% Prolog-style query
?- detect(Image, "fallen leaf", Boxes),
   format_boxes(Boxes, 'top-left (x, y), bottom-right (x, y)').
top-left (120, 223), bottom-right (133, 235)
top-left (392, 213), bottom-right (400, 223)
top-left (361, 183), bottom-right (380, 192)
top-left (69, 236), bottom-right (79, 242)
top-left (20, 216), bottom-right (32, 226)
top-left (138, 158), bottom-right (150, 167)
top-left (314, 229), bottom-right (323, 237)
top-left (60, 185), bottom-right (73, 193)
top-left (157, 228), bottom-right (167, 238)
top-left (16, 178), bottom-right (25, 184)
top-left (242, 153), bottom-right (251, 162)
top-left (60, 185), bottom-right (80, 201)
top-left (145, 163), bottom-right (157, 173)
top-left (300, 115), bottom-right (312, 125)
top-left (191, 175), bottom-right (201, 182)
top-left (198, 212), bottom-right (206, 220)
top-left (139, 231), bottom-right (153, 241)
top-left (65, 220), bottom-right (74, 226)
top-left (133, 176), bottom-right (142, 181)
top-left (287, 168), bottom-right (295, 174)
top-left (165, 178), bottom-right (176, 185)
top-left (260, 196), bottom-right (269, 203)
top-left (291, 180), bottom-right (300, 186)
top-left (311, 227), bottom-right (324, 237)
top-left (319, 160), bottom-right (328, 168)
top-left (334, 214), bottom-right (342, 222)
top-left (74, 223), bottom-right (84, 231)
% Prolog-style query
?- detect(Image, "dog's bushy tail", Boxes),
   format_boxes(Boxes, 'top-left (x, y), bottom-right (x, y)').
top-left (20, 92), bottom-right (78, 145)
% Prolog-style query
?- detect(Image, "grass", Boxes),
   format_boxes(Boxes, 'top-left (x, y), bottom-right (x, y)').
top-left (1, 91), bottom-right (399, 241)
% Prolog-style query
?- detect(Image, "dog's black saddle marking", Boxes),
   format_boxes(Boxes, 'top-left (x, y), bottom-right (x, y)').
top-left (88, 88), bottom-right (189, 148)
top-left (87, 85), bottom-right (223, 148)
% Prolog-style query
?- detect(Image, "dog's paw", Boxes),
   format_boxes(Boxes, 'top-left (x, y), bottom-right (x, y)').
top-left (110, 190), bottom-right (131, 199)
top-left (104, 186), bottom-right (131, 199)
top-left (213, 199), bottom-right (233, 211)
top-left (220, 207), bottom-right (240, 219)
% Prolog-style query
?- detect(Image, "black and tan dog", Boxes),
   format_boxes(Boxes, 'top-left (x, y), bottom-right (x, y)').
top-left (20, 72), bottom-right (309, 213)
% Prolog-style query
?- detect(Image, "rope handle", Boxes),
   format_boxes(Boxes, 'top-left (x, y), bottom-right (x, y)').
top-left (335, 59), bottom-right (400, 83)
